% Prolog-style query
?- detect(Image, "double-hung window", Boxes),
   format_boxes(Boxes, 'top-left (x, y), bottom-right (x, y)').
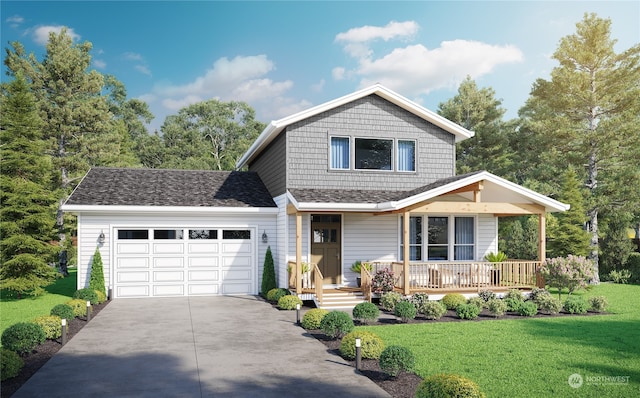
top-left (397, 140), bottom-right (415, 172)
top-left (330, 136), bottom-right (350, 169)
top-left (400, 216), bottom-right (422, 261)
top-left (418, 216), bottom-right (475, 261)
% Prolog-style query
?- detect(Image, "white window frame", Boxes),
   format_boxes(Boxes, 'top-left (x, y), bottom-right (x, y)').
top-left (329, 135), bottom-right (351, 170)
top-left (396, 139), bottom-right (416, 173)
top-left (400, 215), bottom-right (477, 262)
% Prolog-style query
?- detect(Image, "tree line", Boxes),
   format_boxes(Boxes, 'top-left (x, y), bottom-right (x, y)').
top-left (1, 13), bottom-right (638, 296)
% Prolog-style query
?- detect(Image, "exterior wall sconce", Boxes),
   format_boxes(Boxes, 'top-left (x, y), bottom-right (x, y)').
top-left (98, 230), bottom-right (106, 245)
top-left (262, 230), bottom-right (268, 243)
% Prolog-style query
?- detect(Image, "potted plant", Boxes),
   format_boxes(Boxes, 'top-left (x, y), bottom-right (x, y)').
top-left (351, 261), bottom-right (373, 287)
top-left (484, 251), bottom-right (507, 285)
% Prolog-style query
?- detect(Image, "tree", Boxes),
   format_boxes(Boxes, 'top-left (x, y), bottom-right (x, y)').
top-left (88, 248), bottom-right (107, 296)
top-left (600, 210), bottom-right (635, 276)
top-left (0, 74), bottom-right (59, 297)
top-left (540, 255), bottom-right (595, 299)
top-left (260, 246), bottom-right (276, 296)
top-left (500, 217), bottom-right (538, 260)
top-left (520, 13), bottom-right (640, 281)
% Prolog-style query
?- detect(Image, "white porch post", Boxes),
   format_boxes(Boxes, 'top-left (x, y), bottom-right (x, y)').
top-left (538, 212), bottom-right (546, 261)
top-left (403, 210), bottom-right (410, 295)
top-left (296, 212), bottom-right (302, 293)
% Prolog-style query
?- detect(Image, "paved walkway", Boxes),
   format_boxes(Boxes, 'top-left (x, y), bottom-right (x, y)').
top-left (13, 296), bottom-right (389, 398)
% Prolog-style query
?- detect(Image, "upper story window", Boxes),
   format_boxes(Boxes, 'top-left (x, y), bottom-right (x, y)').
top-left (330, 136), bottom-right (350, 169)
top-left (330, 136), bottom-right (416, 172)
top-left (397, 140), bottom-right (416, 172)
top-left (355, 138), bottom-right (392, 170)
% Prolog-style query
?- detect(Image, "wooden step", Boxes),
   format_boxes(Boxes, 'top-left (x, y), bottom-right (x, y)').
top-left (315, 291), bottom-right (367, 309)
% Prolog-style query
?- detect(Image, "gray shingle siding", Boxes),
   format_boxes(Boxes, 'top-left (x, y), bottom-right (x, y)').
top-left (248, 131), bottom-right (287, 197)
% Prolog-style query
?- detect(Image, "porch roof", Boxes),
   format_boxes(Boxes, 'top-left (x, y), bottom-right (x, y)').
top-left (287, 171), bottom-right (570, 214)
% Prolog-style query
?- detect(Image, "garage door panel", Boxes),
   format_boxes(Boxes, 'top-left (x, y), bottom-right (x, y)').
top-left (153, 243), bottom-right (183, 254)
top-left (153, 271), bottom-right (184, 282)
top-left (118, 243), bottom-right (149, 254)
top-left (222, 269), bottom-right (252, 281)
top-left (117, 257), bottom-right (149, 268)
top-left (188, 284), bottom-right (219, 295)
top-left (222, 242), bottom-right (251, 254)
top-left (222, 255), bottom-right (252, 267)
top-left (118, 285), bottom-right (149, 297)
top-left (188, 270), bottom-right (218, 281)
top-left (118, 271), bottom-right (149, 283)
top-left (153, 257), bottom-right (183, 268)
top-left (221, 283), bottom-right (252, 294)
top-left (188, 243), bottom-right (219, 254)
top-left (153, 285), bottom-right (184, 296)
top-left (189, 257), bottom-right (218, 267)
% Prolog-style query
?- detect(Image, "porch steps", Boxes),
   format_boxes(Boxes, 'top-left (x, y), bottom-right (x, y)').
top-left (315, 290), bottom-right (367, 309)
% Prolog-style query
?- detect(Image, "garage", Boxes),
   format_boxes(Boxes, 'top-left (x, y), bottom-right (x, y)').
top-left (114, 227), bottom-right (255, 298)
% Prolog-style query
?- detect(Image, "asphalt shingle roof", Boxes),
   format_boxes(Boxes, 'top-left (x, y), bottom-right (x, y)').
top-left (65, 168), bottom-right (277, 208)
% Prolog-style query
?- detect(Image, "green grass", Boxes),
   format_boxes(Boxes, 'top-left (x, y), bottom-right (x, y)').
top-left (360, 284), bottom-right (640, 397)
top-left (1, 269), bottom-right (78, 338)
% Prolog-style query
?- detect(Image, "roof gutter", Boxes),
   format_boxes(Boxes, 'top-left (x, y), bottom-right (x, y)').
top-left (61, 204), bottom-right (279, 215)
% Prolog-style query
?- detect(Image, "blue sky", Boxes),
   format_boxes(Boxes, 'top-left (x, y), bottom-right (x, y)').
top-left (2, 1), bottom-right (638, 132)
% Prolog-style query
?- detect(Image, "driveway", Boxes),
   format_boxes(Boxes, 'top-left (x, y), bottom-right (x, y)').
top-left (12, 296), bottom-right (390, 398)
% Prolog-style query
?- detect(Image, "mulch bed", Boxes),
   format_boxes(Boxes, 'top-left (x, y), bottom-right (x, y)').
top-left (1, 301), bottom-right (109, 398)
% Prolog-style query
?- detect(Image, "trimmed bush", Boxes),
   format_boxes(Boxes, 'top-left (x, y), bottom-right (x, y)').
top-left (504, 297), bottom-right (523, 312)
top-left (563, 296), bottom-right (589, 314)
top-left (301, 308), bottom-right (329, 330)
top-left (66, 299), bottom-right (90, 318)
top-left (608, 269), bottom-right (631, 284)
top-left (410, 293), bottom-right (430, 308)
top-left (352, 302), bottom-right (380, 324)
top-left (504, 289), bottom-right (525, 302)
top-left (379, 345), bottom-right (415, 377)
top-left (394, 301), bottom-right (417, 322)
top-left (50, 303), bottom-right (75, 320)
top-left (371, 268), bottom-right (395, 293)
top-left (260, 246), bottom-right (277, 296)
top-left (456, 303), bottom-right (480, 320)
top-left (277, 295), bottom-right (302, 310)
top-left (416, 373), bottom-right (486, 398)
top-left (380, 291), bottom-right (403, 311)
top-left (477, 289), bottom-right (496, 302)
top-left (89, 248), bottom-right (107, 296)
top-left (518, 302), bottom-right (538, 317)
top-left (467, 297), bottom-right (485, 310)
top-left (529, 287), bottom-right (551, 303)
top-left (73, 288), bottom-right (99, 305)
top-left (1, 348), bottom-right (24, 381)
top-left (32, 315), bottom-right (62, 339)
top-left (94, 289), bottom-right (107, 304)
top-left (419, 301), bottom-right (447, 320)
top-left (589, 296), bottom-right (608, 312)
top-left (1, 322), bottom-right (46, 355)
top-left (487, 298), bottom-right (507, 318)
top-left (441, 293), bottom-right (466, 310)
top-left (320, 311), bottom-right (354, 339)
top-left (266, 288), bottom-right (290, 302)
top-left (536, 294), bottom-right (562, 314)
top-left (340, 330), bottom-right (384, 360)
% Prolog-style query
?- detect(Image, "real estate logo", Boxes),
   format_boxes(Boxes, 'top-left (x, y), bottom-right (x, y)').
top-left (568, 373), bottom-right (630, 388)
top-left (568, 373), bottom-right (583, 388)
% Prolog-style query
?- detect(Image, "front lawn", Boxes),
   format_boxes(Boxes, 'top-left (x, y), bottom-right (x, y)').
top-left (0, 269), bottom-right (77, 338)
top-left (360, 283), bottom-right (640, 397)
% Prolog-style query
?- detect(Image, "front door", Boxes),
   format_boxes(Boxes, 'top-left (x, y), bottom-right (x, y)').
top-left (310, 214), bottom-right (341, 285)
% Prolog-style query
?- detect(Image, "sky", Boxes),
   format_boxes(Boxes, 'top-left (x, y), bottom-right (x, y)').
top-left (1, 1), bottom-right (639, 133)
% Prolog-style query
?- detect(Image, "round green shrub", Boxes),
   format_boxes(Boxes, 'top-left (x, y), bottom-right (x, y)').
top-left (536, 295), bottom-right (562, 314)
top-left (380, 291), bottom-right (403, 311)
top-left (32, 315), bottom-right (62, 339)
top-left (301, 308), bottom-right (329, 329)
top-left (266, 288), bottom-right (290, 302)
top-left (529, 287), bottom-right (551, 303)
top-left (320, 311), bottom-right (354, 339)
top-left (1, 348), bottom-right (24, 381)
top-left (73, 288), bottom-right (99, 305)
top-left (518, 302), bottom-right (538, 317)
top-left (504, 297), bottom-right (523, 312)
top-left (442, 293), bottom-right (466, 310)
top-left (419, 301), bottom-right (447, 320)
top-left (467, 297), bottom-right (485, 310)
top-left (1, 322), bottom-right (46, 355)
top-left (563, 296), bottom-right (588, 314)
top-left (477, 289), bottom-right (496, 302)
top-left (394, 301), bottom-right (417, 322)
top-left (504, 289), bottom-right (525, 302)
top-left (486, 298), bottom-right (507, 318)
top-left (277, 295), bottom-right (302, 310)
top-left (94, 289), bottom-right (107, 304)
top-left (379, 345), bottom-right (415, 377)
top-left (416, 373), bottom-right (486, 398)
top-left (456, 303), bottom-right (480, 320)
top-left (66, 299), bottom-right (90, 318)
top-left (352, 302), bottom-right (380, 324)
top-left (410, 293), bottom-right (429, 308)
top-left (340, 330), bottom-right (385, 360)
top-left (588, 296), bottom-right (608, 312)
top-left (51, 303), bottom-right (75, 320)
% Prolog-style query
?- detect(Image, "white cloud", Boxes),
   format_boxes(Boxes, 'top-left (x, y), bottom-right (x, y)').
top-left (135, 65), bottom-right (152, 76)
top-left (332, 67), bottom-right (346, 80)
top-left (32, 25), bottom-right (80, 45)
top-left (93, 59), bottom-right (106, 69)
top-left (311, 79), bottom-right (325, 92)
top-left (124, 52), bottom-right (144, 61)
top-left (162, 95), bottom-right (204, 111)
top-left (6, 15), bottom-right (24, 28)
top-left (336, 20), bottom-right (419, 43)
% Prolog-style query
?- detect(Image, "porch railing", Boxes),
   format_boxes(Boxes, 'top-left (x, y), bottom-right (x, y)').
top-left (287, 260), bottom-right (322, 296)
top-left (360, 266), bottom-right (373, 302)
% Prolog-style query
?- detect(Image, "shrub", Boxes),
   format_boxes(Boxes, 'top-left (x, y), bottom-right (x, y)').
top-left (467, 297), bottom-right (485, 310)
top-left (32, 315), bottom-right (62, 339)
top-left (301, 308), bottom-right (329, 330)
top-left (277, 295), bottom-right (302, 310)
top-left (352, 302), bottom-right (380, 324)
top-left (66, 299), bottom-right (90, 318)
top-left (563, 296), bottom-right (589, 314)
top-left (394, 301), bottom-right (417, 322)
top-left (504, 297), bottom-right (523, 312)
top-left (340, 330), bottom-right (384, 360)
top-left (379, 345), bottom-right (415, 377)
top-left (536, 295), bottom-right (562, 314)
top-left (540, 255), bottom-right (595, 298)
top-left (89, 248), bottom-right (107, 296)
top-left (266, 288), bottom-right (290, 302)
top-left (608, 269), bottom-right (631, 284)
top-left (504, 289), bottom-right (525, 302)
top-left (441, 293), bottom-right (466, 310)
top-left (260, 246), bottom-right (277, 297)
top-left (1, 348), bottom-right (24, 381)
top-left (94, 289), bottom-right (107, 304)
top-left (529, 287), bottom-right (551, 303)
top-left (73, 288), bottom-right (99, 305)
top-left (50, 303), bottom-right (75, 320)
top-left (320, 311), bottom-right (354, 339)
top-left (477, 289), bottom-right (496, 302)
top-left (416, 373), bottom-right (486, 398)
top-left (626, 252), bottom-right (640, 284)
top-left (1, 322), bottom-right (46, 355)
top-left (420, 301), bottom-right (447, 320)
top-left (518, 302), bottom-right (538, 317)
top-left (371, 268), bottom-right (395, 293)
top-left (484, 251), bottom-right (508, 262)
top-left (380, 291), bottom-right (403, 311)
top-left (410, 293), bottom-right (429, 308)
top-left (456, 303), bottom-right (480, 320)
top-left (486, 298), bottom-right (507, 318)
top-left (588, 296), bottom-right (608, 312)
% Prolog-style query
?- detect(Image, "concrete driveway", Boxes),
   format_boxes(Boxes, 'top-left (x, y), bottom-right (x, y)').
top-left (12, 296), bottom-right (390, 398)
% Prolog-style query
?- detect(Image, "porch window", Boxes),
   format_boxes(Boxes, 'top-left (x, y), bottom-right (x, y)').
top-left (454, 217), bottom-right (475, 260)
top-left (400, 216), bottom-right (422, 261)
top-left (397, 140), bottom-right (415, 172)
top-left (426, 216), bottom-right (476, 261)
top-left (330, 136), bottom-right (350, 169)
top-left (355, 138), bottom-right (392, 170)
top-left (427, 217), bottom-right (449, 260)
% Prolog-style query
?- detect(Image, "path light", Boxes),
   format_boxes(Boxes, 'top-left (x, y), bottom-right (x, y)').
top-left (86, 301), bottom-right (91, 322)
top-left (355, 338), bottom-right (362, 372)
top-left (296, 303), bottom-right (301, 326)
top-left (61, 318), bottom-right (67, 346)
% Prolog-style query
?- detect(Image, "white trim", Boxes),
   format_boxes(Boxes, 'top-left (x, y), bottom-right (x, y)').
top-left (62, 205), bottom-right (279, 214)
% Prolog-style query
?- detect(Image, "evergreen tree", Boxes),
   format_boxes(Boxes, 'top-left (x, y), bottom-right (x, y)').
top-left (600, 211), bottom-right (635, 276)
top-left (548, 169), bottom-right (590, 257)
top-left (501, 217), bottom-right (538, 260)
top-left (0, 74), bottom-right (59, 297)
top-left (89, 248), bottom-right (106, 296)
top-left (261, 246), bottom-right (277, 296)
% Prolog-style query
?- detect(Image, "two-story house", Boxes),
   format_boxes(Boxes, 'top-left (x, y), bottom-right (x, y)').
top-left (63, 84), bottom-right (568, 306)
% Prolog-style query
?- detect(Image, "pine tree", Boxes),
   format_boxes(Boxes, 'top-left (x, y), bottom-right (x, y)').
top-left (600, 211), bottom-right (635, 276)
top-left (261, 246), bottom-right (276, 296)
top-left (548, 169), bottom-right (590, 257)
top-left (89, 248), bottom-right (106, 296)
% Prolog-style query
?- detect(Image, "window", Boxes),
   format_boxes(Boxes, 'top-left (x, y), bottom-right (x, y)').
top-left (422, 216), bottom-right (475, 261)
top-left (427, 217), bottom-right (449, 260)
top-left (118, 230), bottom-right (149, 240)
top-left (397, 140), bottom-right (415, 172)
top-left (330, 137), bottom-right (350, 169)
top-left (223, 230), bottom-right (251, 240)
top-left (355, 138), bottom-right (392, 170)
top-left (189, 229), bottom-right (218, 239)
top-left (454, 217), bottom-right (475, 260)
top-left (400, 216), bottom-right (422, 261)
top-left (154, 229), bottom-right (184, 239)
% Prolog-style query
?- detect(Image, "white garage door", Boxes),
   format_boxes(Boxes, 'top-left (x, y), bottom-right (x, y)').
top-left (114, 228), bottom-right (255, 298)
